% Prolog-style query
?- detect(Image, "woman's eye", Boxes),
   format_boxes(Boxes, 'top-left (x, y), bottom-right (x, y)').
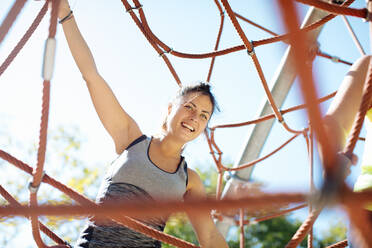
top-left (184, 105), bottom-right (192, 110)
top-left (201, 114), bottom-right (208, 120)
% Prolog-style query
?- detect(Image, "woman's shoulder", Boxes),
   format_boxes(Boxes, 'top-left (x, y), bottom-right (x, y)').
top-left (125, 134), bottom-right (149, 150)
top-left (186, 168), bottom-right (203, 189)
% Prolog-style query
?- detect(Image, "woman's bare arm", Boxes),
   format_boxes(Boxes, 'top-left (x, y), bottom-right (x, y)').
top-left (323, 55), bottom-right (371, 151)
top-left (184, 169), bottom-right (228, 248)
top-left (58, 1), bottom-right (141, 153)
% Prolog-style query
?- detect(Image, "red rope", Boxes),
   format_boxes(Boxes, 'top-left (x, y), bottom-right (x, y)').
top-left (215, 133), bottom-right (301, 172)
top-left (316, 51), bottom-right (352, 66)
top-left (0, 0), bottom-right (27, 45)
top-left (343, 60), bottom-right (372, 158)
top-left (239, 204), bottom-right (307, 225)
top-left (285, 207), bottom-right (323, 248)
top-left (32, 80), bottom-right (50, 188)
top-left (326, 239), bottom-right (348, 248)
top-left (206, 0), bottom-right (225, 82)
top-left (0, 185), bottom-right (66, 245)
top-left (29, 1), bottom-right (60, 247)
top-left (294, 0), bottom-right (367, 18)
top-left (211, 91), bottom-right (337, 129)
top-left (116, 1), bottom-right (354, 62)
top-left (120, 0), bottom-right (182, 86)
top-left (239, 209), bottom-right (245, 248)
top-left (0, 1), bottom-right (49, 77)
top-left (0, 193), bottom-right (307, 218)
top-left (278, 0), bottom-right (337, 179)
top-left (220, 0), bottom-right (285, 124)
top-left (306, 128), bottom-right (315, 248)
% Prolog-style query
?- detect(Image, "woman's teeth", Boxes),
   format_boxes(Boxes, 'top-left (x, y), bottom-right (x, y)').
top-left (182, 122), bottom-right (195, 132)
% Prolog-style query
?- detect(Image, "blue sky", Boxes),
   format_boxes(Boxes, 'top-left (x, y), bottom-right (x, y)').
top-left (0, 0), bottom-right (370, 246)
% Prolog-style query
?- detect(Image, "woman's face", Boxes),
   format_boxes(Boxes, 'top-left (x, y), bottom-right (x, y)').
top-left (166, 92), bottom-right (213, 143)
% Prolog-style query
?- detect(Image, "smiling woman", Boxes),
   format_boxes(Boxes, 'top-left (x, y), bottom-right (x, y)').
top-left (57, 0), bottom-right (228, 247)
top-left (161, 84), bottom-right (218, 142)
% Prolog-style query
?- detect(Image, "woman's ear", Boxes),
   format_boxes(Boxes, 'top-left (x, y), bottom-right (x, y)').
top-left (167, 102), bottom-right (173, 115)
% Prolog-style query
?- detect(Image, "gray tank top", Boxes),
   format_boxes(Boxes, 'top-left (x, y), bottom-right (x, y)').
top-left (98, 135), bottom-right (188, 202)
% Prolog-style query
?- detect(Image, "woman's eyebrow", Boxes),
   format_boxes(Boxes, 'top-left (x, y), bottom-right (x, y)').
top-left (189, 101), bottom-right (211, 116)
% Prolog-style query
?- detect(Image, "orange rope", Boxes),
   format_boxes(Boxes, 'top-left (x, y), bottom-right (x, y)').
top-left (116, 0), bottom-right (354, 62)
top-left (211, 91), bottom-right (337, 129)
top-left (0, 0), bottom-right (27, 45)
top-left (294, 0), bottom-right (367, 18)
top-left (206, 0), bottom-right (225, 82)
top-left (220, 0), bottom-right (285, 125)
top-left (343, 60), bottom-right (372, 158)
top-left (342, 16), bottom-right (366, 56)
top-left (29, 1), bottom-right (60, 247)
top-left (0, 193), bottom-right (307, 218)
top-left (278, 0), bottom-right (337, 179)
top-left (240, 204), bottom-right (307, 225)
top-left (316, 51), bottom-right (353, 66)
top-left (0, 185), bottom-right (67, 245)
top-left (0, 1), bottom-right (49, 77)
top-left (234, 12), bottom-right (278, 37)
top-left (215, 133), bottom-right (301, 172)
top-left (305, 129), bottom-right (315, 248)
top-left (326, 239), bottom-right (348, 248)
top-left (285, 207), bottom-right (323, 248)
top-left (119, 0), bottom-right (181, 86)
top-left (239, 209), bottom-right (245, 248)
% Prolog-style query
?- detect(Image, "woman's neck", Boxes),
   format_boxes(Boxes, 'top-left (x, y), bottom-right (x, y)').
top-left (153, 134), bottom-right (184, 158)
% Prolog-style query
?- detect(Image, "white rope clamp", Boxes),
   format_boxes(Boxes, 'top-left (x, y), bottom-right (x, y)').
top-left (224, 171), bottom-right (250, 183)
top-left (159, 48), bottom-right (173, 57)
top-left (277, 113), bottom-right (284, 123)
top-left (126, 4), bottom-right (143, 13)
top-left (42, 38), bottom-right (56, 81)
top-left (28, 171), bottom-right (46, 194)
top-left (245, 42), bottom-right (255, 57)
top-left (331, 56), bottom-right (340, 63)
top-left (363, 0), bottom-right (372, 22)
top-left (363, 10), bottom-right (371, 22)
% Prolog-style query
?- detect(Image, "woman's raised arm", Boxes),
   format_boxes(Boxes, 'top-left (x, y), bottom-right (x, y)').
top-left (58, 0), bottom-right (142, 154)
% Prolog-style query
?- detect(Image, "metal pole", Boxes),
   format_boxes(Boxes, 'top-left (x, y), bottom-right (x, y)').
top-left (216, 6), bottom-right (338, 235)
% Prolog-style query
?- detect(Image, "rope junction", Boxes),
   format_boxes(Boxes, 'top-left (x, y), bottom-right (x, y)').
top-left (1, 0), bottom-right (372, 247)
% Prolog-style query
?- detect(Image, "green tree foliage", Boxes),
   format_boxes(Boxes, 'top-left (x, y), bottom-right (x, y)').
top-left (163, 213), bottom-right (199, 248)
top-left (228, 217), bottom-right (307, 248)
top-left (0, 126), bottom-right (103, 247)
top-left (317, 221), bottom-right (347, 247)
top-left (162, 168), bottom-right (347, 248)
top-left (226, 217), bottom-right (346, 248)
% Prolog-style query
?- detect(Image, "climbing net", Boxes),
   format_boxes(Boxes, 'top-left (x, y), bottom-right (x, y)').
top-left (1, 0), bottom-right (372, 247)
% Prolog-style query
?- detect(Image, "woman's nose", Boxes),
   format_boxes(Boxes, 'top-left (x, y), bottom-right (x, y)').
top-left (189, 110), bottom-right (198, 121)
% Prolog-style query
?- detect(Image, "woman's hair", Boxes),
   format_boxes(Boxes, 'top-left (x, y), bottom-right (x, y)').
top-left (161, 82), bottom-right (219, 132)
top-left (174, 82), bottom-right (219, 117)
